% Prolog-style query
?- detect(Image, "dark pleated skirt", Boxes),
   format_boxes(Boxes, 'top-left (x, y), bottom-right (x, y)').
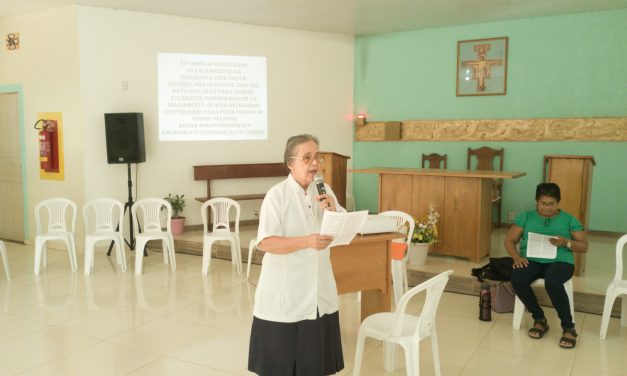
top-left (248, 311), bottom-right (344, 376)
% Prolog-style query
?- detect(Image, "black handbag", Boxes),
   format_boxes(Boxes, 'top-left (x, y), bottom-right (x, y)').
top-left (471, 257), bottom-right (514, 282)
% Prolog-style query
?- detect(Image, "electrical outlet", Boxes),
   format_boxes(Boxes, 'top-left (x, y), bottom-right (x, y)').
top-left (507, 210), bottom-right (516, 221)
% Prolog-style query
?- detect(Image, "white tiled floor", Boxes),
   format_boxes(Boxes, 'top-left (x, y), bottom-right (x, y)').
top-left (0, 234), bottom-right (625, 375)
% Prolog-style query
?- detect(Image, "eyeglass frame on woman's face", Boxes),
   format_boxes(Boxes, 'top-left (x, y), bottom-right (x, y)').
top-left (289, 152), bottom-right (324, 165)
top-left (537, 200), bottom-right (559, 208)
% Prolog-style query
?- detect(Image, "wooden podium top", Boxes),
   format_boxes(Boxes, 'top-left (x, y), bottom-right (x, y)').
top-left (340, 232), bottom-right (406, 245)
top-left (351, 167), bottom-right (525, 179)
top-left (544, 155), bottom-right (596, 166)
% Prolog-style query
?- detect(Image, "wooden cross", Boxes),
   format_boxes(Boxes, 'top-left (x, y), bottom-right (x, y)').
top-left (461, 44), bottom-right (502, 92)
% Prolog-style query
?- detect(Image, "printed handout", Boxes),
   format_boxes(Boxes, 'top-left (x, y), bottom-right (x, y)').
top-left (526, 232), bottom-right (557, 259)
top-left (320, 210), bottom-right (368, 247)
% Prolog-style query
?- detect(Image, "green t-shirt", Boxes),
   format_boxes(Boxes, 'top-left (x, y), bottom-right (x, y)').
top-left (515, 210), bottom-right (584, 265)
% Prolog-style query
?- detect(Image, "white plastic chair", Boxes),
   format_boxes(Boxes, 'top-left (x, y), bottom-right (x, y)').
top-left (353, 270), bottom-right (453, 375)
top-left (512, 278), bottom-right (575, 330)
top-left (34, 198), bottom-right (78, 275)
top-left (83, 198), bottom-right (127, 275)
top-left (0, 240), bottom-right (10, 280)
top-left (201, 198), bottom-right (242, 275)
top-left (600, 234), bottom-right (627, 339)
top-left (380, 211), bottom-right (415, 306)
top-left (246, 237), bottom-right (260, 280)
top-left (132, 198), bottom-right (176, 275)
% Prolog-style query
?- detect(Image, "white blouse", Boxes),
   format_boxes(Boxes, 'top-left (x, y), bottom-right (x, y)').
top-left (253, 174), bottom-right (345, 323)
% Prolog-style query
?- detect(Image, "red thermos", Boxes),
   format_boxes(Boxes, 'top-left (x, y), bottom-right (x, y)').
top-left (479, 283), bottom-right (492, 321)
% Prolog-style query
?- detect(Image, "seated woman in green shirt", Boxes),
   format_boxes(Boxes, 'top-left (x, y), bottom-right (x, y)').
top-left (505, 183), bottom-right (588, 349)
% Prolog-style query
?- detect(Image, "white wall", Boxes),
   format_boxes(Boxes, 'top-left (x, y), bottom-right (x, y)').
top-left (1, 5), bottom-right (354, 242)
top-left (77, 6), bottom-right (355, 227)
top-left (0, 7), bottom-right (85, 242)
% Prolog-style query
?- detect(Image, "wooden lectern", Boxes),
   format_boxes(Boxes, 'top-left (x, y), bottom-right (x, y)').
top-left (543, 155), bottom-right (596, 276)
top-left (319, 152), bottom-right (350, 208)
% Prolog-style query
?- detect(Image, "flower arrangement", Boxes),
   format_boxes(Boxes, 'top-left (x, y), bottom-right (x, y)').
top-left (411, 203), bottom-right (440, 244)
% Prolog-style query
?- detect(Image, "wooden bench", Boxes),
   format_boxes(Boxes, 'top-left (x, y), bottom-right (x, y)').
top-left (193, 163), bottom-right (289, 204)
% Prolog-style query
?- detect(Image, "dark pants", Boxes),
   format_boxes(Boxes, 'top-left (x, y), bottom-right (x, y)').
top-left (511, 261), bottom-right (575, 330)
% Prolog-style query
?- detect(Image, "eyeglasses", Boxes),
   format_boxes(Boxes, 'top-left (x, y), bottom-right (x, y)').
top-left (290, 152), bottom-right (324, 165)
top-left (538, 201), bottom-right (559, 207)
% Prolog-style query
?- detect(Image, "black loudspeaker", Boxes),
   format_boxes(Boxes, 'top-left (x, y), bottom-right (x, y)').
top-left (104, 113), bottom-right (146, 164)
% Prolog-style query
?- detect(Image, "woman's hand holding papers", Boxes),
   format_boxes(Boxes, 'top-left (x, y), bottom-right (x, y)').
top-left (309, 234), bottom-right (334, 250)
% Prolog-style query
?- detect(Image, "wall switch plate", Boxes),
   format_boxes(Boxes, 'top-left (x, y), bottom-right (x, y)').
top-left (507, 211), bottom-right (516, 221)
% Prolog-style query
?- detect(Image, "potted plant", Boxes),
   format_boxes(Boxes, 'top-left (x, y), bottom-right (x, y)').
top-left (408, 203), bottom-right (439, 266)
top-left (164, 193), bottom-right (186, 235)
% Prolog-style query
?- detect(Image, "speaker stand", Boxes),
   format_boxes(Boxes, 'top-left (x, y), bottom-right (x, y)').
top-left (108, 163), bottom-right (146, 256)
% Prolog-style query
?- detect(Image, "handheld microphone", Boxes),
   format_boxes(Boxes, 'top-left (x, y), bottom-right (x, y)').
top-left (314, 174), bottom-right (326, 200)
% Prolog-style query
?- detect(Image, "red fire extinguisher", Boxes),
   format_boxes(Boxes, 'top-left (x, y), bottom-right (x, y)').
top-left (34, 119), bottom-right (59, 172)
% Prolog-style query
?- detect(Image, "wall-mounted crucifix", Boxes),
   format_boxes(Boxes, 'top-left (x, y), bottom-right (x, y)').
top-left (456, 37), bottom-right (508, 96)
top-left (5, 33), bottom-right (20, 50)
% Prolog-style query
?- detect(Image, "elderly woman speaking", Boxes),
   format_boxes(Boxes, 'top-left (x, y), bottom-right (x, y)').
top-left (248, 134), bottom-right (345, 375)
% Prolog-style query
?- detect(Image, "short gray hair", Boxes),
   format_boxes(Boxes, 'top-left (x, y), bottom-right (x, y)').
top-left (284, 134), bottom-right (319, 167)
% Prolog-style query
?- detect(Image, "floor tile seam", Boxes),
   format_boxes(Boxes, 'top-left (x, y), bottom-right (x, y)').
top-left (478, 338), bottom-right (578, 368)
top-left (212, 324), bottom-right (254, 336)
top-left (97, 310), bottom-right (197, 342)
top-left (162, 309), bottom-right (232, 331)
top-left (465, 345), bottom-right (573, 371)
top-left (0, 359), bottom-right (22, 374)
top-left (5, 336), bottom-right (107, 373)
top-left (0, 319), bottom-right (67, 344)
top-left (455, 341), bottom-right (480, 376)
top-left (437, 309), bottom-right (489, 322)
top-left (0, 310), bottom-right (51, 327)
top-left (121, 355), bottom-right (166, 376)
top-left (34, 341), bottom-right (162, 375)
top-left (46, 322), bottom-right (109, 344)
top-left (0, 324), bottom-right (52, 345)
top-left (154, 295), bottom-right (208, 315)
top-left (345, 343), bottom-right (383, 374)
top-left (167, 352), bottom-right (245, 374)
top-left (0, 279), bottom-right (41, 288)
top-left (1, 311), bottom-right (81, 328)
top-left (434, 321), bottom-right (496, 349)
top-left (54, 310), bottom-right (165, 341)
top-left (569, 365), bottom-right (624, 376)
top-left (188, 299), bottom-right (256, 319)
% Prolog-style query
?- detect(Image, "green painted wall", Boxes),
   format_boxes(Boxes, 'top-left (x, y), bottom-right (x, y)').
top-left (353, 9), bottom-right (627, 232)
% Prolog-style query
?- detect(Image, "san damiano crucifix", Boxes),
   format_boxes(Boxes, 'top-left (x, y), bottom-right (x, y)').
top-left (461, 43), bottom-right (502, 92)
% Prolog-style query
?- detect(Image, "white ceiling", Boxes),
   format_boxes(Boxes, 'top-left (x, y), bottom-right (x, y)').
top-left (1, 0), bottom-right (625, 35)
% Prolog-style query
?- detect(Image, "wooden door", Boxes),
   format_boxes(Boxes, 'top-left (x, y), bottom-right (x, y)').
top-left (441, 177), bottom-right (482, 258)
top-left (545, 155), bottom-right (595, 275)
top-left (546, 157), bottom-right (594, 226)
top-left (0, 93), bottom-right (24, 241)
top-left (380, 174), bottom-right (412, 214)
top-left (446, 177), bottom-right (492, 262)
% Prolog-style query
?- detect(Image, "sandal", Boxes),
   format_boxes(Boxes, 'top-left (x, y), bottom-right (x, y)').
top-left (559, 328), bottom-right (578, 349)
top-left (528, 318), bottom-right (549, 339)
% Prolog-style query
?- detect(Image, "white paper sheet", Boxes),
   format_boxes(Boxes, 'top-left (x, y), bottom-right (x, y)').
top-left (320, 210), bottom-right (368, 247)
top-left (526, 232), bottom-right (557, 259)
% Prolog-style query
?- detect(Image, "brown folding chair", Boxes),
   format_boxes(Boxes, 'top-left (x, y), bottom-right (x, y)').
top-left (421, 153), bottom-right (447, 169)
top-left (467, 147), bottom-right (504, 226)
